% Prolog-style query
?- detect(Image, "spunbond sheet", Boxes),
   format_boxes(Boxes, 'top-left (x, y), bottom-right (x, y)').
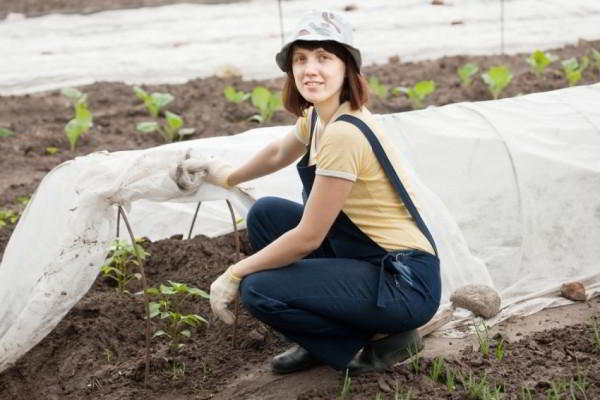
top-left (1, 84), bottom-right (599, 371)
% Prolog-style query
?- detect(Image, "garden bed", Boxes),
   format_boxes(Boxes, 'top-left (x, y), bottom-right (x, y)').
top-left (0, 3), bottom-right (599, 398)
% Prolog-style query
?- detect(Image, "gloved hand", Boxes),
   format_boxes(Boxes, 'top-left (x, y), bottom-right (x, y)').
top-left (209, 267), bottom-right (242, 325)
top-left (170, 153), bottom-right (233, 192)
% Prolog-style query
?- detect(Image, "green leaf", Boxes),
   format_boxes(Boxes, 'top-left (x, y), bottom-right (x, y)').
top-left (136, 121), bottom-right (159, 133)
top-left (224, 86), bottom-right (250, 104)
top-left (188, 287), bottom-right (210, 298)
top-left (251, 86), bottom-right (271, 112)
top-left (482, 66), bottom-right (512, 99)
top-left (149, 302), bottom-right (161, 318)
top-left (65, 119), bottom-right (86, 151)
top-left (45, 146), bottom-right (60, 155)
top-left (149, 92), bottom-right (174, 117)
top-left (457, 63), bottom-right (479, 87)
top-left (0, 128), bottom-right (14, 137)
top-left (133, 86), bottom-right (148, 101)
top-left (165, 111), bottom-right (183, 131)
top-left (414, 80), bottom-right (435, 97)
top-left (562, 57), bottom-right (579, 72)
top-left (153, 329), bottom-right (167, 338)
top-left (160, 283), bottom-right (177, 295)
top-left (61, 87), bottom-right (83, 100)
top-left (146, 287), bottom-right (160, 295)
top-left (180, 329), bottom-right (191, 338)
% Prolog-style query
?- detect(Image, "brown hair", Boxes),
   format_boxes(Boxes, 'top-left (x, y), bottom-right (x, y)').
top-left (281, 40), bottom-right (369, 117)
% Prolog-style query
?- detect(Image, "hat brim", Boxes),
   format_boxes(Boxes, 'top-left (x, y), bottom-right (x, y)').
top-left (275, 36), bottom-right (362, 72)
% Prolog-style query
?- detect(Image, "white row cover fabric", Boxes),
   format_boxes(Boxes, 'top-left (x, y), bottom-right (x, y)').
top-left (1, 83), bottom-right (600, 371)
top-left (2, 0), bottom-right (600, 95)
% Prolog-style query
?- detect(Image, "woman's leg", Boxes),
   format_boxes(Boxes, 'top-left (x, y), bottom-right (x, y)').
top-left (240, 254), bottom-right (440, 369)
top-left (246, 196), bottom-right (334, 258)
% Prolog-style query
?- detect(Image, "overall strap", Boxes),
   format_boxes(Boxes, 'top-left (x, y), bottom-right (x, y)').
top-left (335, 114), bottom-right (438, 256)
top-left (306, 108), bottom-right (318, 157)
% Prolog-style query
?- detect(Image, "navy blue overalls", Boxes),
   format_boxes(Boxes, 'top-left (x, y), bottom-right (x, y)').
top-left (241, 109), bottom-right (441, 369)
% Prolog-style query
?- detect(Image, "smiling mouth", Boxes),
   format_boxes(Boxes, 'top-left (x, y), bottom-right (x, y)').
top-left (304, 82), bottom-right (323, 87)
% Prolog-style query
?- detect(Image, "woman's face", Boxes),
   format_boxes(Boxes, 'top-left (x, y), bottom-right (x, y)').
top-left (291, 46), bottom-right (346, 108)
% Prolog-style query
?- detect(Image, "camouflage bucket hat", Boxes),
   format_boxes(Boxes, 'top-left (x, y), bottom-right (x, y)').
top-left (275, 9), bottom-right (362, 72)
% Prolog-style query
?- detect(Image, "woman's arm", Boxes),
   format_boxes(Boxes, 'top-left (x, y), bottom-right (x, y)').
top-left (230, 174), bottom-right (354, 278)
top-left (227, 130), bottom-right (306, 186)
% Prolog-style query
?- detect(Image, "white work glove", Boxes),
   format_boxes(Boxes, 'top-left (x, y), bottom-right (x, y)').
top-left (170, 154), bottom-right (233, 192)
top-left (209, 267), bottom-right (242, 325)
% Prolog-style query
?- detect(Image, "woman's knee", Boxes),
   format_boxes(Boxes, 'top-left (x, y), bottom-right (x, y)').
top-left (240, 272), bottom-right (284, 318)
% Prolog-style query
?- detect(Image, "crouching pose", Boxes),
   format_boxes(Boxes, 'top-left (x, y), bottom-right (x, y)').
top-left (184, 9), bottom-right (441, 375)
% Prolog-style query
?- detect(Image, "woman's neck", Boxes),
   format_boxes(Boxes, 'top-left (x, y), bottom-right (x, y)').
top-left (314, 98), bottom-right (341, 126)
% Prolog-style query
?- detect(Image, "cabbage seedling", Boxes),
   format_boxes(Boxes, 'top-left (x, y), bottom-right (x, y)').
top-left (457, 63), bottom-right (479, 87)
top-left (368, 76), bottom-right (389, 100)
top-left (392, 80), bottom-right (436, 110)
top-left (562, 56), bottom-right (589, 86)
top-left (62, 87), bottom-right (93, 151)
top-left (224, 86), bottom-right (250, 104)
top-left (134, 86), bottom-right (174, 117)
top-left (526, 50), bottom-right (557, 77)
top-left (0, 209), bottom-right (19, 228)
top-left (481, 66), bottom-right (512, 99)
top-left (137, 111), bottom-right (195, 143)
top-left (148, 281), bottom-right (209, 353)
top-left (250, 86), bottom-right (282, 123)
top-left (45, 146), bottom-right (60, 155)
top-left (100, 239), bottom-right (149, 293)
top-left (591, 49), bottom-right (600, 70)
top-left (0, 128), bottom-right (14, 138)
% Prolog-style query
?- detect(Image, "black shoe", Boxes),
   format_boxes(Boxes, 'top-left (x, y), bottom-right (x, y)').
top-left (346, 330), bottom-right (423, 376)
top-left (271, 345), bottom-right (322, 374)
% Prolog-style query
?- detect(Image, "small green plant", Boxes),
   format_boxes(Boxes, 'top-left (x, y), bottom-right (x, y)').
top-left (526, 50), bottom-right (557, 77)
top-left (102, 348), bottom-right (113, 362)
top-left (463, 372), bottom-right (488, 398)
top-left (249, 86), bottom-right (282, 123)
top-left (495, 337), bottom-right (506, 361)
top-left (546, 380), bottom-right (568, 399)
top-left (374, 393), bottom-right (383, 400)
top-left (592, 316), bottom-right (600, 350)
top-left (0, 127), bottom-right (14, 137)
top-left (148, 281), bottom-right (209, 353)
top-left (0, 209), bottom-right (19, 228)
top-left (481, 66), bottom-right (513, 100)
top-left (562, 56), bottom-right (589, 86)
top-left (392, 80), bottom-right (435, 110)
top-left (45, 146), bottom-right (60, 155)
top-left (62, 87), bottom-right (93, 151)
top-left (520, 385), bottom-right (533, 400)
top-left (569, 363), bottom-right (588, 400)
top-left (223, 86), bottom-right (250, 104)
top-left (430, 356), bottom-right (444, 382)
top-left (407, 341), bottom-right (422, 374)
top-left (590, 48), bottom-right (600, 70)
top-left (474, 319), bottom-right (490, 357)
top-left (136, 111), bottom-right (195, 143)
top-left (166, 359), bottom-right (186, 380)
top-left (340, 369), bottom-right (352, 400)
top-left (133, 86), bottom-right (174, 117)
top-left (457, 63), bottom-right (479, 87)
top-left (394, 381), bottom-right (412, 400)
top-left (100, 238), bottom-right (149, 293)
top-left (445, 366), bottom-right (456, 393)
top-left (368, 76), bottom-right (390, 100)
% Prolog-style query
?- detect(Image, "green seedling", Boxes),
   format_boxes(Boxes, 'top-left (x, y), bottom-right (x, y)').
top-left (430, 356), bottom-right (444, 382)
top-left (45, 146), bottom-right (60, 155)
top-left (570, 363), bottom-right (588, 400)
top-left (562, 56), bottom-right (589, 86)
top-left (0, 127), bottom-right (14, 137)
top-left (62, 87), bottom-right (93, 151)
top-left (495, 337), bottom-right (506, 361)
top-left (591, 49), bottom-right (600, 70)
top-left (445, 366), bottom-right (456, 393)
top-left (374, 393), bottom-right (383, 400)
top-left (250, 86), bottom-right (282, 123)
top-left (526, 50), bottom-right (557, 77)
top-left (392, 80), bottom-right (436, 110)
top-left (481, 66), bottom-right (513, 100)
top-left (224, 86), bottom-right (250, 104)
top-left (0, 209), bottom-right (19, 228)
top-left (15, 196), bottom-right (30, 206)
top-left (394, 381), bottom-right (412, 400)
top-left (546, 380), bottom-right (568, 399)
top-left (457, 62), bottom-right (479, 87)
top-left (148, 281), bottom-right (209, 353)
top-left (133, 86), bottom-right (174, 117)
top-left (473, 319), bottom-right (490, 357)
top-left (407, 341), bottom-right (422, 374)
top-left (100, 238), bottom-right (149, 293)
top-left (368, 76), bottom-right (390, 100)
top-left (136, 111), bottom-right (195, 143)
top-left (592, 316), bottom-right (600, 350)
top-left (167, 359), bottom-right (186, 380)
top-left (339, 369), bottom-right (352, 399)
top-left (102, 348), bottom-right (113, 362)
top-left (520, 385), bottom-right (533, 400)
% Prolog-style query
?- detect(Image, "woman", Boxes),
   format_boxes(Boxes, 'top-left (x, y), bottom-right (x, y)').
top-left (186, 9), bottom-right (441, 375)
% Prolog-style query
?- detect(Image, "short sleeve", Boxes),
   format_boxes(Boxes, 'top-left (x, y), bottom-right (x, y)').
top-left (316, 122), bottom-right (365, 182)
top-left (294, 108), bottom-right (312, 145)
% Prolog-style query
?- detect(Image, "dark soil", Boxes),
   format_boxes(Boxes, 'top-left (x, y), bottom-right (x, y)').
top-left (1, 2), bottom-right (599, 399)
